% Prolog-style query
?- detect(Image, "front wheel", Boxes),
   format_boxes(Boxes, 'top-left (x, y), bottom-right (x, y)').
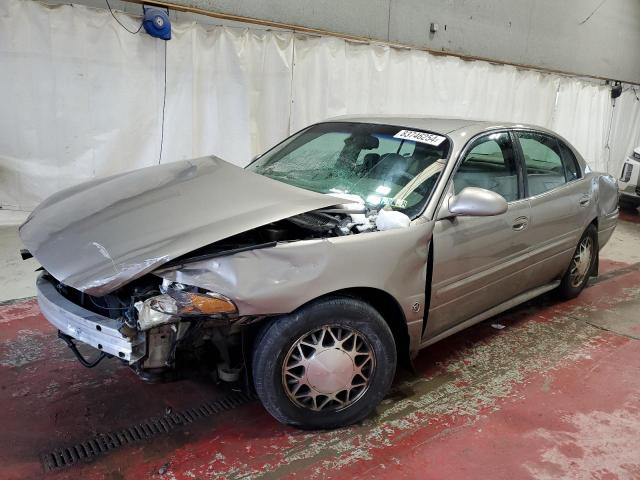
top-left (252, 297), bottom-right (397, 429)
top-left (557, 224), bottom-right (598, 299)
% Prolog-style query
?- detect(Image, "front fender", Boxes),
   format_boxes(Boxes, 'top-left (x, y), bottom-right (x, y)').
top-left (155, 221), bottom-right (434, 328)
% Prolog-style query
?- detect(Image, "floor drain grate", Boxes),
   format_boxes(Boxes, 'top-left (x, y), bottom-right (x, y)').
top-left (41, 391), bottom-right (256, 471)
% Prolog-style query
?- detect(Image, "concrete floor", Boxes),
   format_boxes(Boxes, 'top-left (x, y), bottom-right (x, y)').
top-left (1, 211), bottom-right (639, 479)
top-left (0, 223), bottom-right (39, 302)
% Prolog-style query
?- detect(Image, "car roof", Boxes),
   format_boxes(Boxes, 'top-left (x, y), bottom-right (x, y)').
top-left (327, 114), bottom-right (558, 139)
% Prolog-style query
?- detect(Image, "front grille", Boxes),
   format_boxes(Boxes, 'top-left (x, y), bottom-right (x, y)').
top-left (621, 163), bottom-right (633, 182)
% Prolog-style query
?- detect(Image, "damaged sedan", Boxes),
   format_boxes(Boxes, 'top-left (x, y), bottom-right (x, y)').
top-left (20, 117), bottom-right (619, 429)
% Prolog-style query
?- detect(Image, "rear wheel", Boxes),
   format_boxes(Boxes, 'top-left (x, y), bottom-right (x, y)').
top-left (557, 224), bottom-right (598, 299)
top-left (252, 296), bottom-right (396, 429)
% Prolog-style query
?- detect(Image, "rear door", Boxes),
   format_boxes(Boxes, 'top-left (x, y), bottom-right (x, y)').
top-left (512, 131), bottom-right (592, 288)
top-left (424, 131), bottom-right (534, 340)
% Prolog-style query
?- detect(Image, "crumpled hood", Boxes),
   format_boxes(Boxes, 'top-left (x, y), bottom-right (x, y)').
top-left (20, 156), bottom-right (344, 295)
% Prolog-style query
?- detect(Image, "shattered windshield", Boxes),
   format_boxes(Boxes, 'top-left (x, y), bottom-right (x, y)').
top-left (247, 122), bottom-right (451, 218)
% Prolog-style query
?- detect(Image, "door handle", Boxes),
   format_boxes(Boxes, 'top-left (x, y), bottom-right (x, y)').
top-left (512, 216), bottom-right (529, 231)
top-left (579, 195), bottom-right (591, 207)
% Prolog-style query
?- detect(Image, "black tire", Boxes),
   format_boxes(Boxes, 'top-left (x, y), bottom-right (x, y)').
top-left (252, 296), bottom-right (396, 429)
top-left (557, 224), bottom-right (598, 300)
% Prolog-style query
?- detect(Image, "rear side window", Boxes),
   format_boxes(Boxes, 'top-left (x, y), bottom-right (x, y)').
top-left (453, 132), bottom-right (520, 202)
top-left (558, 141), bottom-right (581, 181)
top-left (515, 132), bottom-right (566, 196)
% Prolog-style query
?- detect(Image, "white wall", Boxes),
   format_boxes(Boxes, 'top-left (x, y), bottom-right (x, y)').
top-left (0, 0), bottom-right (639, 212)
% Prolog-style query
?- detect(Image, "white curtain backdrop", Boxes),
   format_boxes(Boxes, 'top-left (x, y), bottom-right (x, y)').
top-left (551, 79), bottom-right (613, 172)
top-left (1, 0), bottom-right (638, 212)
top-left (0, 0), bottom-right (293, 211)
top-left (290, 36), bottom-right (560, 131)
top-left (0, 0), bottom-right (166, 210)
top-left (163, 23), bottom-right (293, 167)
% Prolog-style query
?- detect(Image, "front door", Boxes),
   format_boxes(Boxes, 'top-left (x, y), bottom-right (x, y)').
top-left (424, 131), bottom-right (533, 341)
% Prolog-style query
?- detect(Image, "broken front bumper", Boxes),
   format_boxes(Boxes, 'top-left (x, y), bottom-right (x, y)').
top-left (37, 273), bottom-right (144, 363)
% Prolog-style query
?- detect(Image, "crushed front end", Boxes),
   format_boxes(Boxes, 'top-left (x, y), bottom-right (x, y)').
top-left (34, 203), bottom-right (386, 381)
top-left (37, 270), bottom-right (247, 382)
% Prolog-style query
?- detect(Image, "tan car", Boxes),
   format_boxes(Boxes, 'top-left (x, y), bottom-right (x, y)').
top-left (20, 117), bottom-right (619, 429)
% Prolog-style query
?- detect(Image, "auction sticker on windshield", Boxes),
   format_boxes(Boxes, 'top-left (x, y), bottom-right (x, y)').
top-left (394, 130), bottom-right (446, 146)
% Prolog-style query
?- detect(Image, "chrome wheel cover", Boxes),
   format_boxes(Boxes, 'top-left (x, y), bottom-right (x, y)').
top-left (282, 325), bottom-right (375, 412)
top-left (569, 236), bottom-right (593, 288)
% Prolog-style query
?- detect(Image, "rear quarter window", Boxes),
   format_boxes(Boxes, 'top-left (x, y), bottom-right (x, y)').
top-left (558, 141), bottom-right (582, 181)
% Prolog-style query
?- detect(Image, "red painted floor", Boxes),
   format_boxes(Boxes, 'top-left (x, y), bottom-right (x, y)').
top-left (1, 261), bottom-right (640, 479)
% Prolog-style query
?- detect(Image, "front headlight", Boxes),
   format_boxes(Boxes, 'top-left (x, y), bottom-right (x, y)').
top-left (162, 289), bottom-right (237, 316)
top-left (136, 286), bottom-right (237, 331)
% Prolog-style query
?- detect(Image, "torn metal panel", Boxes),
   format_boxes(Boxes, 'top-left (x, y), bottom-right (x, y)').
top-left (157, 220), bottom-right (434, 337)
top-left (19, 157), bottom-right (348, 295)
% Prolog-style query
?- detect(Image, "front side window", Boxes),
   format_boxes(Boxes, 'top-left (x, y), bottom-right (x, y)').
top-left (516, 131), bottom-right (566, 196)
top-left (248, 122), bottom-right (451, 218)
top-left (453, 132), bottom-right (519, 202)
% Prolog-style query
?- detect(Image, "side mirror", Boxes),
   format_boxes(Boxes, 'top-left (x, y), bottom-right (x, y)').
top-left (447, 187), bottom-right (508, 217)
